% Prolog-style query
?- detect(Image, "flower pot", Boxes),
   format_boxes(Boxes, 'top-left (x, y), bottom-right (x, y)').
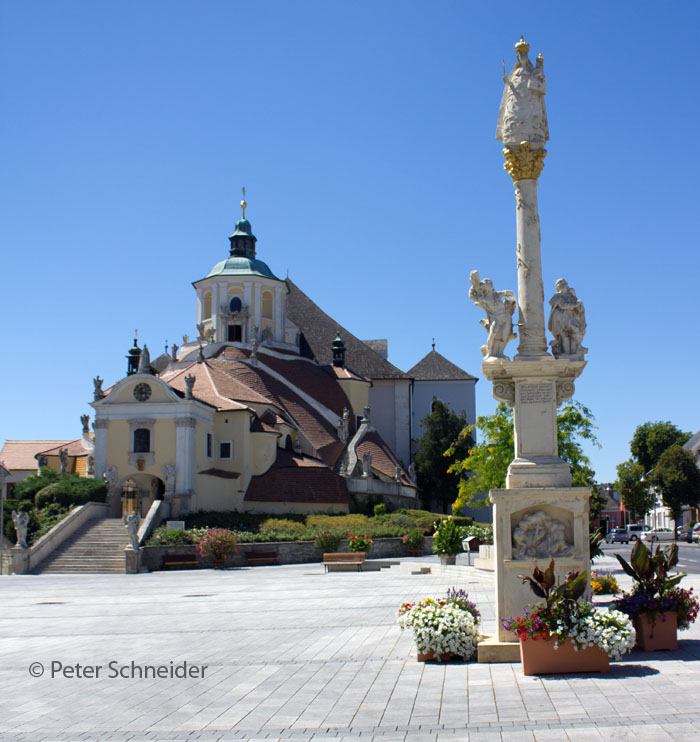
top-left (439, 555), bottom-right (457, 566)
top-left (633, 611), bottom-right (678, 651)
top-left (519, 637), bottom-right (610, 675)
top-left (417, 649), bottom-right (453, 662)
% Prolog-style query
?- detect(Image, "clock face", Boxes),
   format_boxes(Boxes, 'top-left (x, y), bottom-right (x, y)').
top-left (133, 383), bottom-right (152, 402)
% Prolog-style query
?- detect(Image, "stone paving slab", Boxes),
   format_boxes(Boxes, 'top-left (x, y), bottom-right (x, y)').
top-left (1, 553), bottom-right (700, 741)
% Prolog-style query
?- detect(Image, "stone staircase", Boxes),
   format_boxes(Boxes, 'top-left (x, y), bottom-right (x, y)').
top-left (35, 518), bottom-right (129, 574)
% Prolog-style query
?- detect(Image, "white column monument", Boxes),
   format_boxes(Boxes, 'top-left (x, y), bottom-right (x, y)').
top-left (472, 38), bottom-right (591, 655)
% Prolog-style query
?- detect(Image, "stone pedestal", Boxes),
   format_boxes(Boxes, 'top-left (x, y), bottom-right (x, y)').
top-left (482, 356), bottom-right (586, 488)
top-left (491, 487), bottom-right (590, 641)
top-left (124, 547), bottom-right (141, 574)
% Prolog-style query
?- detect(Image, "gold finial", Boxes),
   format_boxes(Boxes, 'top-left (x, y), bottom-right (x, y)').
top-left (515, 36), bottom-right (530, 53)
top-left (241, 186), bottom-right (247, 219)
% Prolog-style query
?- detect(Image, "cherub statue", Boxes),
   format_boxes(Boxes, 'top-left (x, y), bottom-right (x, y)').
top-left (548, 279), bottom-right (587, 360)
top-left (469, 270), bottom-right (517, 359)
top-left (12, 510), bottom-right (30, 549)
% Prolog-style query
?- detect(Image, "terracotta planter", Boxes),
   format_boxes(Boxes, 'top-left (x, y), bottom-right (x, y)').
top-left (417, 648), bottom-right (453, 662)
top-left (439, 555), bottom-right (457, 566)
top-left (633, 611), bottom-right (678, 651)
top-left (520, 637), bottom-right (610, 675)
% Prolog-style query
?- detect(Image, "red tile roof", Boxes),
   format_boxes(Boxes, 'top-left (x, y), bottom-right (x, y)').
top-left (245, 452), bottom-right (349, 504)
top-left (356, 431), bottom-right (412, 485)
top-left (0, 440), bottom-right (72, 470)
top-left (37, 439), bottom-right (90, 458)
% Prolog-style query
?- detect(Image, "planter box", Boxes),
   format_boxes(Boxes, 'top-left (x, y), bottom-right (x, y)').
top-left (633, 611), bottom-right (678, 651)
top-left (439, 555), bottom-right (457, 566)
top-left (520, 637), bottom-right (609, 675)
top-left (417, 649), bottom-right (453, 662)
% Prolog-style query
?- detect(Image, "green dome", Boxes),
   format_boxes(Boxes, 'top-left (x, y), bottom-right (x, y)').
top-left (206, 255), bottom-right (279, 280)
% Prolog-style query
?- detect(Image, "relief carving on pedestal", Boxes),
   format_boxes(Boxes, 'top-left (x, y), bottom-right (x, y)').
top-left (512, 510), bottom-right (573, 560)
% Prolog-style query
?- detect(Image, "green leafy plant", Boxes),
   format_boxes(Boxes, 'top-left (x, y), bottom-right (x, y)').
top-left (613, 539), bottom-right (699, 629)
top-left (314, 530), bottom-right (342, 552)
top-left (347, 533), bottom-right (373, 553)
top-left (195, 529), bottom-right (239, 561)
top-left (373, 503), bottom-right (387, 517)
top-left (502, 560), bottom-right (635, 659)
top-left (432, 516), bottom-right (462, 556)
top-left (401, 528), bottom-right (425, 551)
top-left (460, 523), bottom-right (493, 545)
top-left (589, 528), bottom-right (604, 562)
top-left (590, 571), bottom-right (620, 595)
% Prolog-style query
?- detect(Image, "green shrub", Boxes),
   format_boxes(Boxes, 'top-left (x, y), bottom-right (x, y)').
top-left (460, 523), bottom-right (493, 545)
top-left (35, 476), bottom-right (107, 509)
top-left (306, 514), bottom-right (370, 530)
top-left (260, 518), bottom-right (307, 532)
top-left (147, 526), bottom-right (199, 546)
top-left (373, 503), bottom-right (387, 517)
top-left (12, 468), bottom-right (59, 501)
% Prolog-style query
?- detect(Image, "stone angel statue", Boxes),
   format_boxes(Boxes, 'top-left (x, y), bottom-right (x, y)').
top-left (12, 510), bottom-right (30, 549)
top-left (469, 270), bottom-right (517, 359)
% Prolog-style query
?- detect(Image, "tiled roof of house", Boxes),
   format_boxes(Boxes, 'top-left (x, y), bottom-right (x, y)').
top-left (356, 430), bottom-right (412, 485)
top-left (683, 431), bottom-right (700, 454)
top-left (285, 279), bottom-right (408, 380)
top-left (245, 451), bottom-right (349, 504)
top-left (407, 350), bottom-right (477, 381)
top-left (0, 440), bottom-right (72, 471)
top-left (37, 439), bottom-right (91, 457)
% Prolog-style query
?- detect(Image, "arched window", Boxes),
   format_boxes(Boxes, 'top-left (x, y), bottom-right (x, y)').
top-left (229, 296), bottom-right (242, 313)
top-left (134, 428), bottom-right (150, 453)
top-left (262, 291), bottom-right (273, 319)
top-left (203, 292), bottom-right (212, 319)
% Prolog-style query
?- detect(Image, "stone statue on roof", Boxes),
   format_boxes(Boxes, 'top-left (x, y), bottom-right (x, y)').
top-left (59, 448), bottom-right (69, 474)
top-left (184, 374), bottom-right (195, 399)
top-left (170, 343), bottom-right (178, 361)
top-left (81, 414), bottom-right (90, 434)
top-left (496, 37), bottom-right (548, 149)
top-left (361, 451), bottom-right (372, 478)
top-left (93, 376), bottom-right (105, 401)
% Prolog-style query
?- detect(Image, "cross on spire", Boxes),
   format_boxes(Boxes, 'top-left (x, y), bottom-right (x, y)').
top-left (241, 186), bottom-right (247, 219)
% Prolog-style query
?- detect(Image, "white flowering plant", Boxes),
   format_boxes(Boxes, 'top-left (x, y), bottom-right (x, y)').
top-left (502, 559), bottom-right (635, 660)
top-left (398, 588), bottom-right (481, 661)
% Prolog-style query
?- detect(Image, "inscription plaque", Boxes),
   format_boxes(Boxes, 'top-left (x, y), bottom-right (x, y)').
top-left (519, 383), bottom-right (553, 404)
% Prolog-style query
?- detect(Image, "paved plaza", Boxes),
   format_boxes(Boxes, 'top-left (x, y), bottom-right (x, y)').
top-left (2, 554), bottom-right (700, 742)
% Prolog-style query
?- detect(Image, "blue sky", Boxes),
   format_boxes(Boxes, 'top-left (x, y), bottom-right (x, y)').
top-left (2, 1), bottom-right (699, 484)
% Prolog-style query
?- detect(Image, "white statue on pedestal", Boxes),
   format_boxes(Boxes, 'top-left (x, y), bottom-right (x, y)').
top-left (469, 270), bottom-right (517, 359)
top-left (496, 37), bottom-right (548, 149)
top-left (548, 279), bottom-right (587, 360)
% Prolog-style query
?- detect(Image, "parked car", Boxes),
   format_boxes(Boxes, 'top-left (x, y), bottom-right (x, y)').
top-left (640, 528), bottom-right (675, 543)
top-left (606, 527), bottom-right (629, 544)
top-left (678, 527), bottom-right (699, 543)
top-left (626, 524), bottom-right (651, 541)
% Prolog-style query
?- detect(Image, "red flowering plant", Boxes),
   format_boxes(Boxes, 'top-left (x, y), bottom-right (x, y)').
top-left (196, 529), bottom-right (239, 561)
top-left (347, 533), bottom-right (373, 553)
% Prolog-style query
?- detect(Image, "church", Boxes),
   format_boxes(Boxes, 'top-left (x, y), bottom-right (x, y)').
top-left (73, 201), bottom-right (476, 518)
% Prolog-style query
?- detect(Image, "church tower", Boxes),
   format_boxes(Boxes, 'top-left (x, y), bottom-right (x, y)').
top-left (192, 193), bottom-right (288, 346)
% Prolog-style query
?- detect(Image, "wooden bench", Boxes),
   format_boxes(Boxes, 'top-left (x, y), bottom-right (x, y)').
top-left (163, 554), bottom-right (199, 570)
top-left (244, 549), bottom-right (278, 566)
top-left (322, 552), bottom-right (366, 572)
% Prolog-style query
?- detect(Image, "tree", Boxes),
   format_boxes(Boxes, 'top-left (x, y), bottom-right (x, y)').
top-left (449, 400), bottom-right (599, 513)
top-left (649, 445), bottom-right (700, 529)
top-left (615, 459), bottom-right (655, 520)
top-left (630, 421), bottom-right (691, 473)
top-left (414, 399), bottom-right (472, 513)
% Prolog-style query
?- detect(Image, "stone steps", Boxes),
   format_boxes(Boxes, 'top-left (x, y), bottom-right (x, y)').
top-left (35, 518), bottom-right (130, 574)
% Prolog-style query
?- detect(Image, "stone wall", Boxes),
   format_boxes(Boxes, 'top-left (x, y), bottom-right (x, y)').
top-left (141, 535), bottom-right (435, 571)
